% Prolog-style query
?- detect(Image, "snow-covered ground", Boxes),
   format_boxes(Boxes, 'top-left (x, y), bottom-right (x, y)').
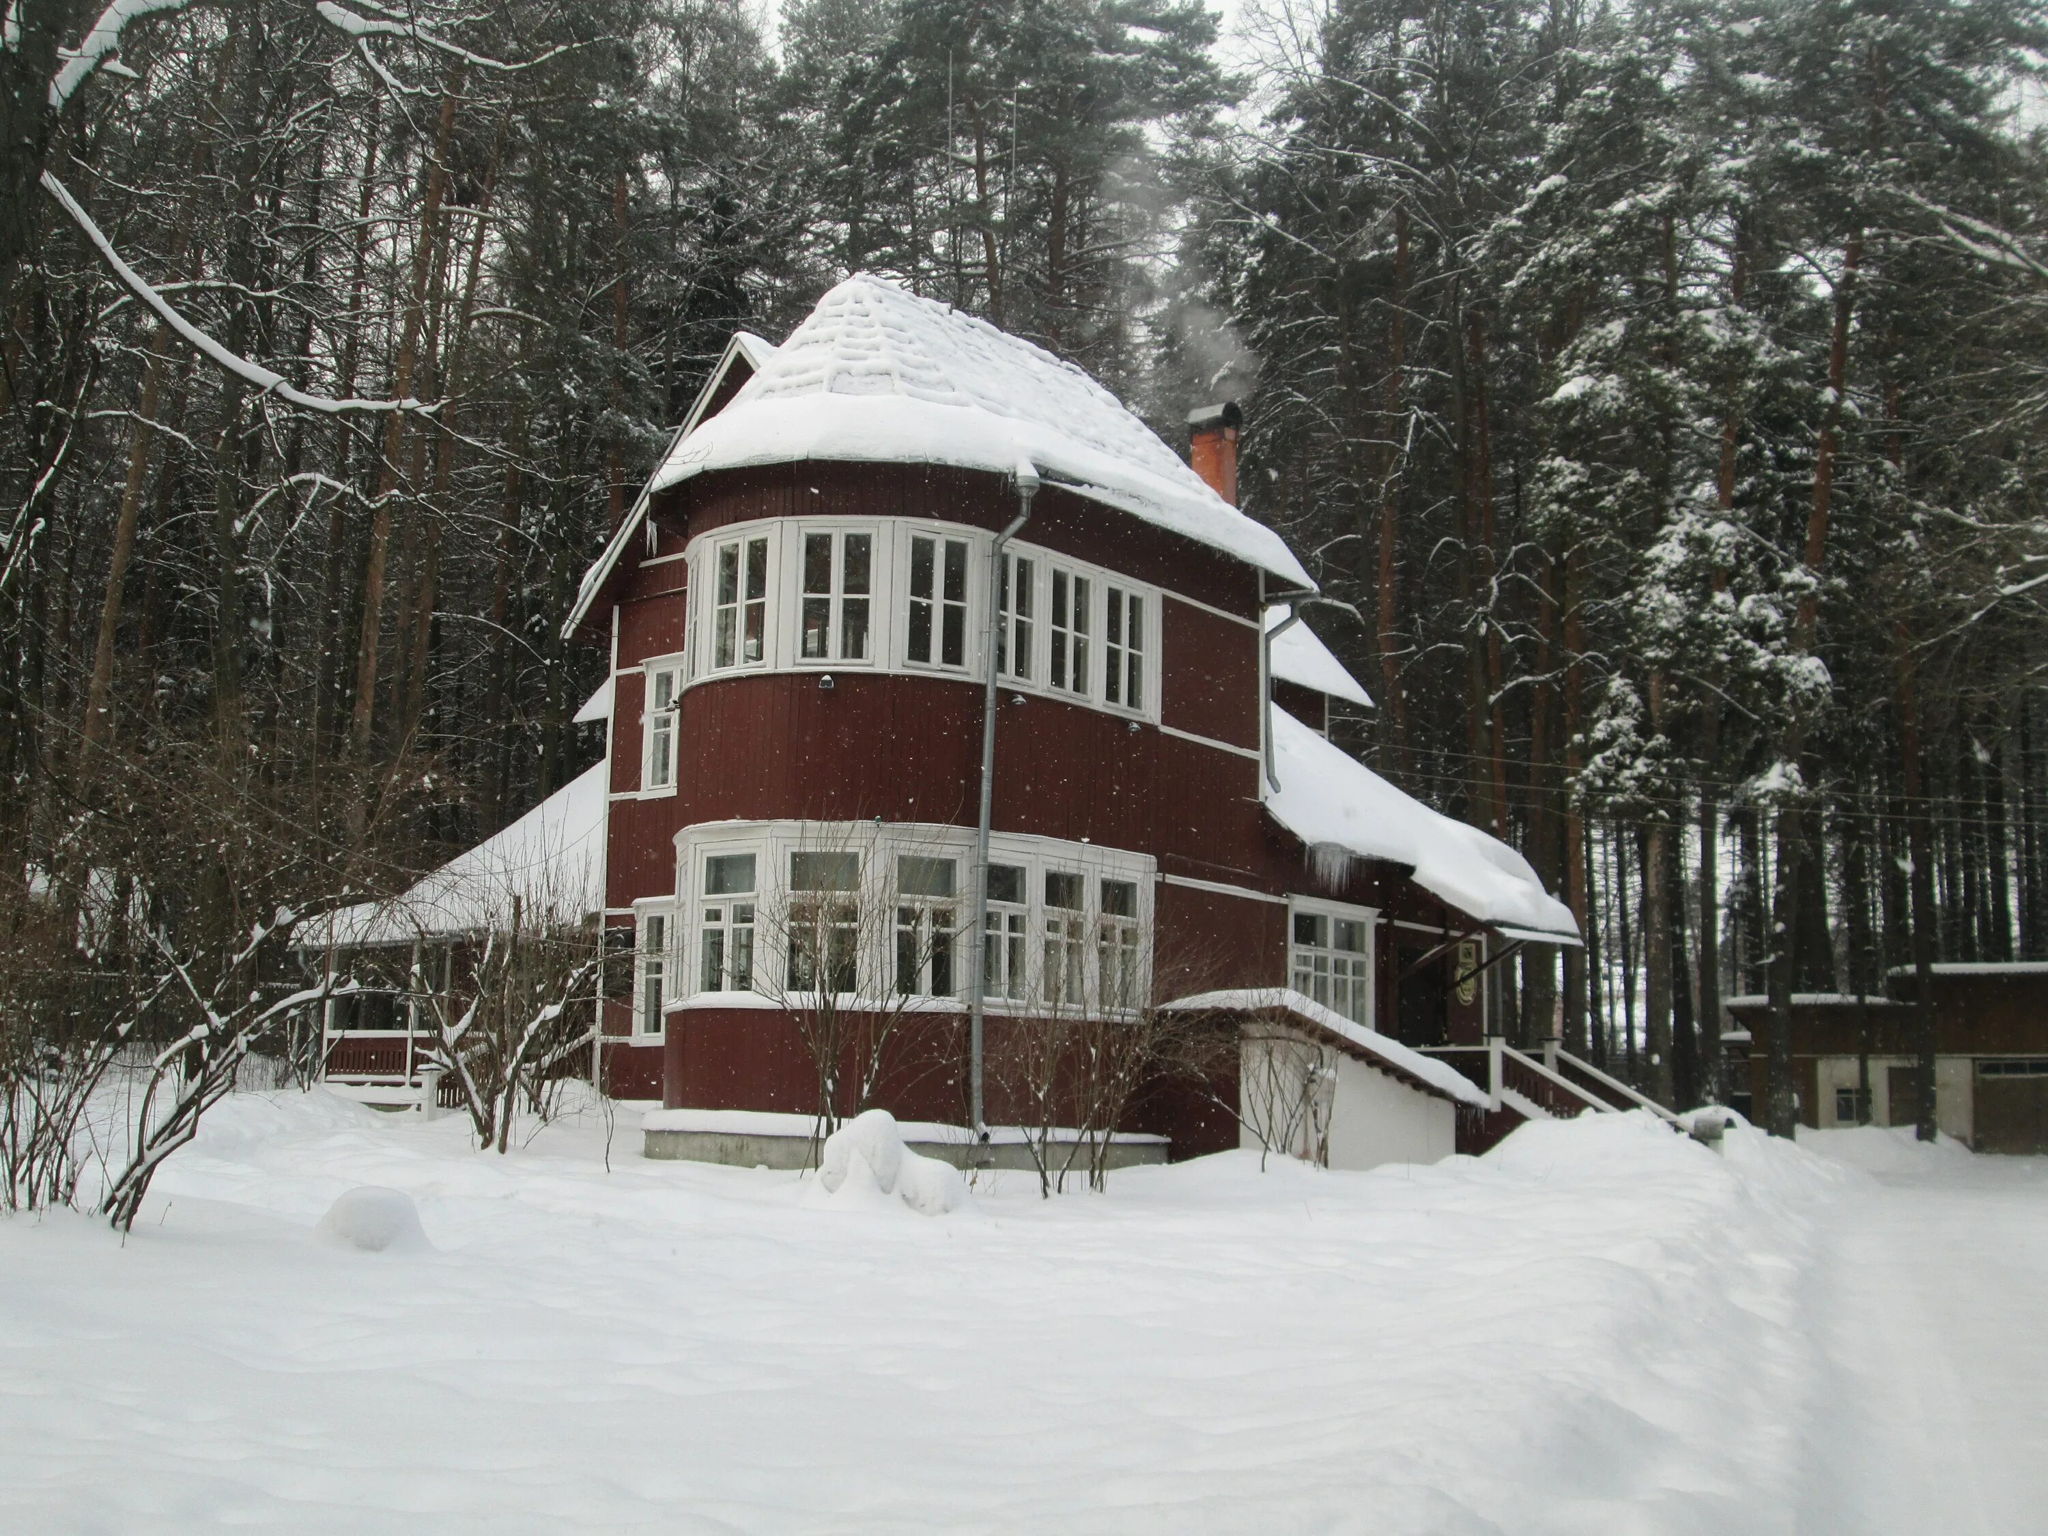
top-left (0, 1096), bottom-right (2039, 1534)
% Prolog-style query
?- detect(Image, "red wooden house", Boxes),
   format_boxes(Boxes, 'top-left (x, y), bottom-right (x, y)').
top-left (534, 274), bottom-right (1643, 1168)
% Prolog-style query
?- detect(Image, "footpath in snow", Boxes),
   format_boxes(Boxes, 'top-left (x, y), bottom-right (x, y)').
top-left (1794, 1127), bottom-right (2048, 1536)
top-left (0, 1092), bottom-right (2035, 1534)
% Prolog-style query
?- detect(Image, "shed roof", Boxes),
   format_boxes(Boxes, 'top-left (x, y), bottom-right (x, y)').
top-left (1264, 706), bottom-right (1578, 942)
top-left (314, 761), bottom-right (606, 948)
top-left (643, 275), bottom-right (1313, 590)
top-left (1265, 607), bottom-right (1372, 707)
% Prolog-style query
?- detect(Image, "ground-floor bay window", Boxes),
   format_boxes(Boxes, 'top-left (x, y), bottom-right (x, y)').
top-left (1290, 900), bottom-right (1376, 1029)
top-left (671, 822), bottom-right (1153, 1013)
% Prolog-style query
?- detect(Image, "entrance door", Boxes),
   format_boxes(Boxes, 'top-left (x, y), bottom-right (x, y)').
top-left (1395, 948), bottom-right (1449, 1049)
top-left (1974, 1062), bottom-right (2048, 1154)
top-left (1887, 1065), bottom-right (1924, 1130)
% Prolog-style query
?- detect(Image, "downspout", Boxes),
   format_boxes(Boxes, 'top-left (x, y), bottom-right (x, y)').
top-left (1264, 593), bottom-right (1304, 793)
top-left (968, 457), bottom-right (1039, 1148)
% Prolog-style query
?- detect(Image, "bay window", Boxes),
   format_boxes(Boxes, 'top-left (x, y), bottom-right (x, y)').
top-left (1099, 879), bottom-right (1141, 1010)
top-left (712, 534), bottom-right (770, 670)
top-left (1291, 904), bottom-right (1374, 1028)
top-left (800, 529), bottom-right (873, 663)
top-left (997, 551), bottom-right (1036, 682)
top-left (788, 850), bottom-right (860, 992)
top-left (906, 534), bottom-right (969, 669)
top-left (1042, 870), bottom-right (1086, 1007)
top-left (1103, 586), bottom-right (1146, 712)
top-left (984, 862), bottom-right (1028, 1001)
top-left (1048, 567), bottom-right (1092, 696)
top-left (894, 854), bottom-right (958, 997)
top-left (698, 853), bottom-right (757, 992)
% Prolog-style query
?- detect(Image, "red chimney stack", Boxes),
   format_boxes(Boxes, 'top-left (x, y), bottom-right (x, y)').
top-left (1187, 401), bottom-right (1242, 507)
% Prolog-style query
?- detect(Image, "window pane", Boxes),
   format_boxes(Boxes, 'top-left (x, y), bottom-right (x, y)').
top-left (744, 538), bottom-right (768, 600)
top-left (941, 604), bottom-right (965, 668)
top-left (804, 533), bottom-right (832, 594)
top-left (942, 539), bottom-right (967, 601)
top-left (1293, 912), bottom-right (1324, 947)
top-left (1334, 918), bottom-right (1367, 953)
top-left (841, 597), bottom-right (869, 659)
top-left (898, 855), bottom-right (956, 898)
top-left (717, 544), bottom-right (739, 605)
top-left (910, 536), bottom-right (935, 599)
top-left (908, 537), bottom-right (934, 663)
top-left (1045, 871), bottom-right (1082, 910)
top-left (1101, 879), bottom-right (1136, 918)
top-left (705, 853), bottom-right (756, 895)
top-left (987, 863), bottom-right (1024, 905)
top-left (791, 850), bottom-right (860, 891)
top-left (843, 534), bottom-right (871, 594)
top-left (802, 597), bottom-right (831, 659)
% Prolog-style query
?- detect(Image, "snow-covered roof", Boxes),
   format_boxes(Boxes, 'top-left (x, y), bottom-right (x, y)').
top-left (645, 275), bottom-right (1313, 590)
top-left (1266, 607), bottom-right (1372, 707)
top-left (1265, 707), bottom-right (1578, 942)
top-left (1160, 987), bottom-right (1490, 1108)
top-left (573, 677), bottom-right (612, 725)
top-left (315, 762), bottom-right (607, 947)
top-left (1723, 993), bottom-right (1912, 1009)
top-left (1884, 962), bottom-right (2048, 977)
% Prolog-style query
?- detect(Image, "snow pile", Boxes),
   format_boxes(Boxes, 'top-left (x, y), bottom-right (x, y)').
top-left (1799, 1123), bottom-right (1974, 1173)
top-left (314, 1186), bottom-right (433, 1254)
top-left (7, 1085), bottom-right (2008, 1534)
top-left (315, 759), bottom-right (606, 945)
top-left (649, 275), bottom-right (1312, 589)
top-left (812, 1109), bottom-right (971, 1217)
top-left (1266, 606), bottom-right (1373, 706)
top-left (1266, 705), bottom-right (1578, 939)
top-left (1160, 986), bottom-right (1489, 1107)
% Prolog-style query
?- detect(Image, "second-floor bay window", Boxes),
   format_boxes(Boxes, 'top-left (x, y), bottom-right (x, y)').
top-left (800, 529), bottom-right (872, 662)
top-left (906, 533), bottom-right (969, 669)
top-left (712, 534), bottom-right (770, 670)
top-left (1048, 567), bottom-right (1092, 697)
top-left (997, 551), bottom-right (1036, 683)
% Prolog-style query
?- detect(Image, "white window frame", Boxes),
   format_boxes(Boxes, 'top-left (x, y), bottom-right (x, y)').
top-left (705, 530), bottom-right (772, 675)
top-left (1288, 897), bottom-right (1377, 1030)
top-left (903, 529), bottom-right (973, 673)
top-left (634, 902), bottom-right (677, 1039)
top-left (670, 821), bottom-right (1152, 1014)
top-left (1102, 583), bottom-right (1149, 715)
top-left (640, 657), bottom-right (684, 795)
top-left (895, 853), bottom-right (963, 999)
top-left (1045, 563), bottom-right (1094, 700)
top-left (680, 518), bottom-right (1161, 723)
top-left (997, 548), bottom-right (1038, 685)
top-left (793, 524), bottom-right (879, 667)
top-left (693, 847), bottom-right (761, 995)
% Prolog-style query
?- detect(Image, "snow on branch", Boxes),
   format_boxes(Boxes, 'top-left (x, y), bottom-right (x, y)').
top-left (43, 172), bottom-right (432, 417)
top-left (314, 1), bottom-right (573, 73)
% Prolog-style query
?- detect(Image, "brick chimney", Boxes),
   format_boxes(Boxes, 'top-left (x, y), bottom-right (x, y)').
top-left (1187, 401), bottom-right (1242, 506)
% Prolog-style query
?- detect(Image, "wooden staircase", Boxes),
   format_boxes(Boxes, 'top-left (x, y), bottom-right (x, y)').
top-left (1421, 1041), bottom-right (1680, 1154)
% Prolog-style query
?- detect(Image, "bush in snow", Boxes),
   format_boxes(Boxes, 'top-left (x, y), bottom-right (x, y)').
top-left (315, 1186), bottom-right (433, 1253)
top-left (815, 1110), bottom-right (970, 1217)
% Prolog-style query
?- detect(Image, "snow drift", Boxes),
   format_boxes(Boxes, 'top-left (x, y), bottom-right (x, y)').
top-left (812, 1108), bottom-right (972, 1217)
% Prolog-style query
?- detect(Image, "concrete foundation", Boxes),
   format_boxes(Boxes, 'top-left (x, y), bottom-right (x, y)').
top-left (642, 1126), bottom-right (1170, 1171)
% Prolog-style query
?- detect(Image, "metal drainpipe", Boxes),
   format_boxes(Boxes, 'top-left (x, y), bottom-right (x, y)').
top-left (1264, 597), bottom-right (1305, 792)
top-left (968, 458), bottom-right (1039, 1150)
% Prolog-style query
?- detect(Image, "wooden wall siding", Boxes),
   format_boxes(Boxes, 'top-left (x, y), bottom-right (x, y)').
top-left (617, 588), bottom-right (688, 668)
top-left (1154, 881), bottom-right (1286, 994)
top-left (601, 1039), bottom-right (663, 1100)
top-left (608, 668), bottom-right (643, 797)
top-left (646, 461), bottom-right (1267, 618)
top-left (1161, 598), bottom-right (1259, 748)
top-left (1724, 990), bottom-right (2048, 1058)
top-left (605, 794), bottom-right (691, 909)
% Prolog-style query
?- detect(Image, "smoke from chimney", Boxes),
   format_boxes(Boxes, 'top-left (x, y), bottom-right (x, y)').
top-left (1187, 400), bottom-right (1242, 506)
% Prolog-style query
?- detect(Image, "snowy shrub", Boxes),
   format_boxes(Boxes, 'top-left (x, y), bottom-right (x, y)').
top-left (315, 1186), bottom-right (434, 1253)
top-left (815, 1110), bottom-right (971, 1217)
